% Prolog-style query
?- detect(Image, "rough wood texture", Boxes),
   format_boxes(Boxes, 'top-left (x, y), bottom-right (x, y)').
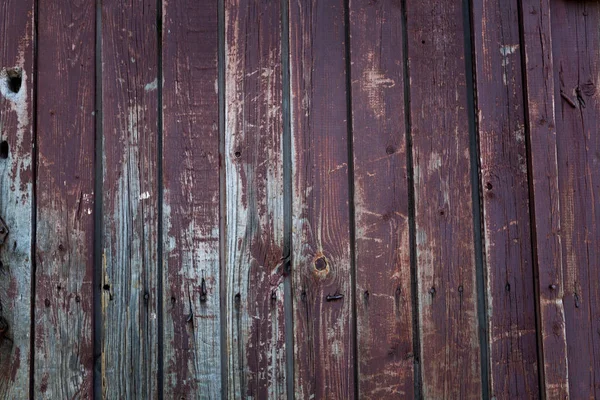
top-left (35, 0), bottom-right (96, 398)
top-left (472, 0), bottom-right (539, 397)
top-left (520, 0), bottom-right (569, 397)
top-left (161, 0), bottom-right (222, 397)
top-left (0, 0), bottom-right (34, 397)
top-left (405, 1), bottom-right (482, 398)
top-left (100, 0), bottom-right (159, 398)
top-left (348, 1), bottom-right (414, 398)
top-left (224, 0), bottom-right (286, 398)
top-left (289, 0), bottom-right (355, 398)
top-left (550, 1), bottom-right (600, 397)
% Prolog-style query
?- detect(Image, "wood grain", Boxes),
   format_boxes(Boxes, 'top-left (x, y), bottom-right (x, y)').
top-left (0, 0), bottom-right (34, 397)
top-left (405, 1), bottom-right (482, 397)
top-left (35, 0), bottom-right (96, 398)
top-left (161, 0), bottom-right (222, 397)
top-left (348, 1), bottom-right (414, 398)
top-left (550, 1), bottom-right (600, 397)
top-left (471, 0), bottom-right (539, 397)
top-left (520, 0), bottom-right (569, 397)
top-left (224, 0), bottom-right (286, 398)
top-left (100, 0), bottom-right (159, 398)
top-left (289, 0), bottom-right (355, 398)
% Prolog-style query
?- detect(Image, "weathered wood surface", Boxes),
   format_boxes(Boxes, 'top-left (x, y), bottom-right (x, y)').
top-left (100, 0), bottom-right (159, 398)
top-left (348, 1), bottom-right (414, 398)
top-left (0, 0), bottom-right (34, 397)
top-left (161, 0), bottom-right (222, 397)
top-left (405, 1), bottom-right (482, 398)
top-left (472, 0), bottom-right (539, 397)
top-left (520, 0), bottom-right (569, 398)
top-left (550, 1), bottom-right (600, 397)
top-left (35, 0), bottom-right (96, 398)
top-left (224, 0), bottom-right (286, 398)
top-left (289, 0), bottom-right (355, 398)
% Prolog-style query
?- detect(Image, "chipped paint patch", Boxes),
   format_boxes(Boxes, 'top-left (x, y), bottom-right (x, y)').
top-left (144, 78), bottom-right (158, 91)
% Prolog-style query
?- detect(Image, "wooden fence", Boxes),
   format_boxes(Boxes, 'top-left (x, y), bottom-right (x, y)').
top-left (0, 0), bottom-right (598, 398)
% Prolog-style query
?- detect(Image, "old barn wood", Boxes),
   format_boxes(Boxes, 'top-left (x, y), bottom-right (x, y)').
top-left (0, 0), bottom-right (599, 398)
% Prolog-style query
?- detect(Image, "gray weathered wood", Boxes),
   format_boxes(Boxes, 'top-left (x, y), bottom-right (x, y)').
top-left (224, 0), bottom-right (286, 398)
top-left (35, 0), bottom-right (96, 397)
top-left (0, 0), bottom-right (34, 397)
top-left (161, 0), bottom-right (222, 397)
top-left (100, 0), bottom-right (159, 397)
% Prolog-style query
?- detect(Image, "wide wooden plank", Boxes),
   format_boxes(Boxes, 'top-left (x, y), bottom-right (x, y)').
top-left (224, 0), bottom-right (286, 398)
top-left (550, 1), bottom-right (600, 397)
top-left (471, 0), bottom-right (539, 397)
top-left (161, 0), bottom-right (222, 397)
top-left (520, 0), bottom-right (569, 397)
top-left (348, 1), bottom-right (414, 398)
top-left (0, 0), bottom-right (34, 397)
top-left (100, 0), bottom-right (159, 398)
top-left (405, 1), bottom-right (482, 398)
top-left (35, 0), bottom-right (96, 397)
top-left (289, 0), bottom-right (355, 398)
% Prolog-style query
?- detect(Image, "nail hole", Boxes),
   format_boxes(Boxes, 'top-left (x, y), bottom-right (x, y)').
top-left (386, 145), bottom-right (395, 155)
top-left (6, 69), bottom-right (22, 94)
top-left (421, 40), bottom-right (426, 44)
top-left (103, 284), bottom-right (110, 291)
top-left (44, 299), bottom-right (50, 307)
top-left (234, 151), bottom-right (241, 158)
top-left (0, 141), bottom-right (8, 159)
top-left (486, 182), bottom-right (493, 190)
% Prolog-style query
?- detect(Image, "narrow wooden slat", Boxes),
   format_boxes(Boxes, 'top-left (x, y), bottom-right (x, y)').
top-left (520, 0), bottom-right (569, 397)
top-left (161, 0), bottom-right (222, 397)
top-left (549, 1), bottom-right (600, 397)
top-left (471, 0), bottom-right (539, 397)
top-left (348, 1), bottom-right (413, 398)
top-left (100, 0), bottom-right (159, 397)
top-left (0, 0), bottom-right (34, 397)
top-left (405, 1), bottom-right (482, 398)
top-left (35, 0), bottom-right (96, 397)
top-left (224, 0), bottom-right (286, 398)
top-left (289, 0), bottom-right (355, 398)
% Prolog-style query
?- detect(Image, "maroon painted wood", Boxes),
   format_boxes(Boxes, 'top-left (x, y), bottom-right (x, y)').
top-left (472, 0), bottom-right (539, 397)
top-left (100, 0), bottom-right (159, 397)
top-left (224, 0), bottom-right (286, 397)
top-left (161, 0), bottom-right (222, 397)
top-left (349, 0), bottom-right (414, 398)
top-left (35, 0), bottom-right (96, 397)
top-left (289, 0), bottom-right (355, 398)
top-left (405, 1), bottom-right (482, 397)
top-left (0, 0), bottom-right (34, 397)
top-left (550, 0), bottom-right (600, 397)
top-left (520, 0), bottom-right (569, 397)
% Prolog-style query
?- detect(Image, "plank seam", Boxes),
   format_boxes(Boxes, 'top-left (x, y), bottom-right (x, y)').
top-left (156, 0), bottom-right (164, 397)
top-left (463, 0), bottom-right (491, 396)
top-left (400, 1), bottom-right (423, 398)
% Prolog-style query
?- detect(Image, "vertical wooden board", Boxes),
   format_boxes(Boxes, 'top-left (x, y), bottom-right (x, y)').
top-left (520, 0), bottom-right (569, 397)
top-left (224, 0), bottom-right (286, 398)
top-left (35, 0), bottom-right (96, 398)
top-left (472, 0), bottom-right (539, 397)
top-left (550, 1), bottom-right (600, 397)
top-left (162, 0), bottom-right (221, 397)
top-left (405, 1), bottom-right (482, 398)
top-left (0, 0), bottom-right (34, 397)
top-left (100, 0), bottom-right (159, 398)
top-left (348, 1), bottom-right (414, 398)
top-left (289, 0), bottom-right (355, 398)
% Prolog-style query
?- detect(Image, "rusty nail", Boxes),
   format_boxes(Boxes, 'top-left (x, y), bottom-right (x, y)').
top-left (186, 312), bottom-right (193, 323)
top-left (429, 287), bottom-right (436, 296)
top-left (549, 284), bottom-right (557, 290)
top-left (200, 278), bottom-right (207, 302)
top-left (458, 285), bottom-right (463, 293)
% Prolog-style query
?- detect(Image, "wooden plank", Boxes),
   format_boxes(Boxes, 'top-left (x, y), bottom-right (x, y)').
top-left (161, 0), bottom-right (222, 397)
top-left (224, 0), bottom-right (286, 398)
top-left (549, 1), bottom-right (600, 397)
top-left (289, 0), bottom-right (355, 398)
top-left (405, 1), bottom-right (482, 398)
top-left (0, 0), bottom-right (34, 397)
top-left (471, 0), bottom-right (539, 397)
top-left (100, 0), bottom-right (159, 398)
top-left (348, 1), bottom-right (414, 398)
top-left (520, 0), bottom-right (569, 397)
top-left (35, 0), bottom-right (96, 397)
